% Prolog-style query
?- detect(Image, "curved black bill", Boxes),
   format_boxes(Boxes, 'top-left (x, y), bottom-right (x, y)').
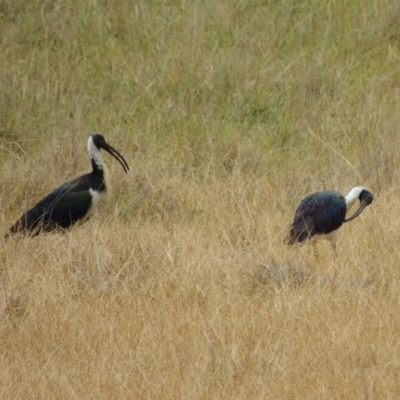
top-left (103, 143), bottom-right (130, 173)
top-left (344, 190), bottom-right (373, 223)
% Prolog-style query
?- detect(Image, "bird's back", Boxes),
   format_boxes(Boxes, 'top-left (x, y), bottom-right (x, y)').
top-left (7, 173), bottom-right (104, 236)
top-left (289, 191), bottom-right (347, 243)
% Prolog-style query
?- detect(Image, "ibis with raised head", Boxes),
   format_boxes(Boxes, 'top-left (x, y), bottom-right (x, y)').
top-left (286, 187), bottom-right (374, 255)
top-left (6, 133), bottom-right (129, 237)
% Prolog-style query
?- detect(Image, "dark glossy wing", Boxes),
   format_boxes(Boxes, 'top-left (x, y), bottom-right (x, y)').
top-left (288, 191), bottom-right (347, 243)
top-left (7, 174), bottom-right (101, 236)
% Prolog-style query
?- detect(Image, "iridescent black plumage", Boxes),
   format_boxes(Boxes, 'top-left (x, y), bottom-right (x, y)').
top-left (287, 187), bottom-right (374, 250)
top-left (6, 133), bottom-right (129, 237)
top-left (288, 191), bottom-right (347, 244)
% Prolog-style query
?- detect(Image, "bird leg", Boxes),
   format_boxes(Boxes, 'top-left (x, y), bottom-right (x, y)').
top-left (312, 241), bottom-right (319, 260)
top-left (330, 242), bottom-right (337, 259)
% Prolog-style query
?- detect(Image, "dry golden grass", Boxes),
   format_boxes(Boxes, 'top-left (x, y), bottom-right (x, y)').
top-left (2, 0), bottom-right (400, 398)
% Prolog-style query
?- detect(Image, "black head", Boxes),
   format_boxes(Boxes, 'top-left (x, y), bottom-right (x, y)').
top-left (359, 189), bottom-right (374, 206)
top-left (92, 133), bottom-right (107, 148)
top-left (91, 133), bottom-right (129, 173)
top-left (344, 188), bottom-right (374, 222)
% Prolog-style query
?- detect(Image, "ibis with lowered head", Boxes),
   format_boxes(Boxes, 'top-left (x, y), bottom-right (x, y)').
top-left (286, 187), bottom-right (374, 255)
top-left (6, 133), bottom-right (129, 237)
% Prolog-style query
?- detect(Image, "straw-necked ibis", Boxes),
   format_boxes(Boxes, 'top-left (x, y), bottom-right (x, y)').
top-left (6, 133), bottom-right (129, 237)
top-left (286, 187), bottom-right (374, 255)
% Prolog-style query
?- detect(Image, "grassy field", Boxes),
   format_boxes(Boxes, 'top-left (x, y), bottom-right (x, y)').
top-left (1, 0), bottom-right (400, 398)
